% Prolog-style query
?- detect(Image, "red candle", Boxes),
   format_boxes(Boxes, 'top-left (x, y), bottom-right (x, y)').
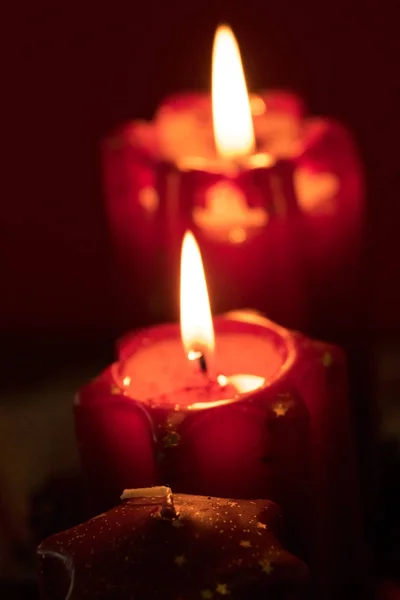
top-left (103, 25), bottom-right (363, 336)
top-left (37, 488), bottom-right (309, 600)
top-left (75, 232), bottom-right (366, 595)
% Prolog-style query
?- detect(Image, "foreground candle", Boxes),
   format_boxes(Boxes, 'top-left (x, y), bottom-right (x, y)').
top-left (37, 488), bottom-right (309, 600)
top-left (75, 233), bottom-right (365, 596)
top-left (103, 24), bottom-right (363, 336)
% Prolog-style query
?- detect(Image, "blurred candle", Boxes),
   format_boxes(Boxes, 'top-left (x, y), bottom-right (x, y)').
top-left (104, 26), bottom-right (307, 331)
top-left (103, 25), bottom-right (363, 338)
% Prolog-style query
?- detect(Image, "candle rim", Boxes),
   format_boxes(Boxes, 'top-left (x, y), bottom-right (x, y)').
top-left (120, 89), bottom-right (306, 168)
top-left (113, 312), bottom-right (297, 411)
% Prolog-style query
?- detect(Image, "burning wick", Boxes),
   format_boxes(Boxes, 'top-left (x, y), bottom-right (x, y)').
top-left (198, 354), bottom-right (207, 374)
top-left (188, 350), bottom-right (208, 375)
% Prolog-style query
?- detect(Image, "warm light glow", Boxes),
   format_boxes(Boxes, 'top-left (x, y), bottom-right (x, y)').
top-left (212, 24), bottom-right (255, 159)
top-left (226, 373), bottom-right (265, 394)
top-left (216, 373), bottom-right (264, 393)
top-left (250, 95), bottom-right (266, 117)
top-left (180, 231), bottom-right (215, 361)
top-left (228, 227), bottom-right (247, 244)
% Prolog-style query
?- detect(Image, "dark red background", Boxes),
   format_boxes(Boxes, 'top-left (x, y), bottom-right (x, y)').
top-left (2, 0), bottom-right (399, 340)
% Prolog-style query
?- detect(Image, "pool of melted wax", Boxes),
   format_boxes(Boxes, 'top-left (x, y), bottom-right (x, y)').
top-left (120, 332), bottom-right (284, 404)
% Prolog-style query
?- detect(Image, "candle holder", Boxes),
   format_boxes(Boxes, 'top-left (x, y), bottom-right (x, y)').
top-left (102, 90), bottom-right (363, 336)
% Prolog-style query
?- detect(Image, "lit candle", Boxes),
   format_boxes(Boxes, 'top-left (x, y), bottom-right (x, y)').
top-left (75, 232), bottom-right (365, 595)
top-left (103, 24), bottom-right (363, 337)
top-left (37, 488), bottom-right (309, 600)
top-left (190, 25), bottom-right (270, 242)
top-left (118, 232), bottom-right (271, 407)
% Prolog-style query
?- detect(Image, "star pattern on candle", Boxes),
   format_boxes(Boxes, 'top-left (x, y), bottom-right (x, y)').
top-left (240, 540), bottom-right (252, 548)
top-left (216, 583), bottom-right (230, 595)
top-left (163, 431), bottom-right (181, 448)
top-left (201, 590), bottom-right (213, 599)
top-left (257, 521), bottom-right (267, 530)
top-left (273, 402), bottom-right (288, 417)
top-left (174, 554), bottom-right (187, 567)
top-left (259, 558), bottom-right (274, 574)
top-left (322, 351), bottom-right (333, 367)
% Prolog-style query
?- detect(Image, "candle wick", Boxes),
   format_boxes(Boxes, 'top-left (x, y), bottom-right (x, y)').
top-left (160, 487), bottom-right (178, 520)
top-left (199, 353), bottom-right (208, 375)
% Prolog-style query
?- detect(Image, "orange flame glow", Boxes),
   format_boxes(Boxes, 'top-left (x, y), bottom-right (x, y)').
top-left (212, 24), bottom-right (255, 159)
top-left (180, 231), bottom-right (215, 362)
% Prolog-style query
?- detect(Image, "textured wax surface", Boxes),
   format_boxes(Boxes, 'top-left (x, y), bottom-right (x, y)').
top-left (121, 332), bottom-right (284, 403)
top-left (37, 494), bottom-right (308, 600)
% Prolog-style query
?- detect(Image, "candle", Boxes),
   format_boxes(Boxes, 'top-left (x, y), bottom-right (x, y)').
top-left (103, 24), bottom-right (363, 336)
top-left (37, 488), bottom-right (309, 600)
top-left (75, 232), bottom-right (366, 595)
top-left (118, 234), bottom-right (280, 406)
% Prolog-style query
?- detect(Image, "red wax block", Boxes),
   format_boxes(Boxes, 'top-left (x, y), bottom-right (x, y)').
top-left (102, 90), bottom-right (363, 337)
top-left (74, 312), bottom-right (367, 596)
top-left (37, 492), bottom-right (309, 600)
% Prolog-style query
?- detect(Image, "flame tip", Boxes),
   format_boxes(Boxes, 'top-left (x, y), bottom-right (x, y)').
top-left (212, 24), bottom-right (254, 159)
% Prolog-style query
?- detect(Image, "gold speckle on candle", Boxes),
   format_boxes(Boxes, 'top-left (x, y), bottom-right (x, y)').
top-left (216, 583), bottom-right (230, 595)
top-left (201, 591), bottom-right (213, 599)
top-left (174, 555), bottom-right (187, 567)
top-left (257, 521), bottom-right (267, 530)
top-left (259, 558), bottom-right (274, 574)
top-left (240, 540), bottom-right (252, 548)
top-left (166, 412), bottom-right (186, 429)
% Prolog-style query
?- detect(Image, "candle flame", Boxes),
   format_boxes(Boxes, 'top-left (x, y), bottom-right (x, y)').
top-left (180, 231), bottom-right (215, 362)
top-left (212, 24), bottom-right (255, 159)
